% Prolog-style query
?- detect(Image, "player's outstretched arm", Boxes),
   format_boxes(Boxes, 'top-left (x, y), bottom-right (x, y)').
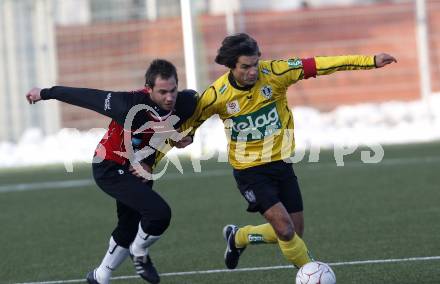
top-left (374, 53), bottom-right (397, 68)
top-left (25, 86), bottom-right (134, 124)
top-left (313, 53), bottom-right (397, 77)
top-left (269, 53), bottom-right (397, 88)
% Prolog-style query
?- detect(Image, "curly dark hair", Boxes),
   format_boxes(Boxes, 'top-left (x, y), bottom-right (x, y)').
top-left (144, 59), bottom-right (178, 87)
top-left (215, 33), bottom-right (261, 69)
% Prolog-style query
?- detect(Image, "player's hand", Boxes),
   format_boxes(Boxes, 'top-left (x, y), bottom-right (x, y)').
top-left (174, 136), bottom-right (193, 148)
top-left (25, 88), bottom-right (42, 104)
top-left (129, 162), bottom-right (152, 182)
top-left (375, 53), bottom-right (397, 68)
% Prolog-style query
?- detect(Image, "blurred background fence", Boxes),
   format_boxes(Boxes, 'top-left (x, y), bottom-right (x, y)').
top-left (0, 0), bottom-right (439, 141)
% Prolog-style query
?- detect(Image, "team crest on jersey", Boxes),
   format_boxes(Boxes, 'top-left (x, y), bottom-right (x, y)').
top-left (287, 58), bottom-right (302, 68)
top-left (219, 84), bottom-right (228, 94)
top-left (260, 85), bottom-right (273, 100)
top-left (261, 67), bottom-right (271, 75)
top-left (226, 100), bottom-right (240, 114)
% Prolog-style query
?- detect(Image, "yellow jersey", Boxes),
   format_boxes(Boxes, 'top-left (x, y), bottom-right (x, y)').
top-left (183, 55), bottom-right (376, 169)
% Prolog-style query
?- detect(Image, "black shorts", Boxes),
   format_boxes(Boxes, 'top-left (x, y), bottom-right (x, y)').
top-left (233, 160), bottom-right (303, 215)
top-left (92, 159), bottom-right (172, 243)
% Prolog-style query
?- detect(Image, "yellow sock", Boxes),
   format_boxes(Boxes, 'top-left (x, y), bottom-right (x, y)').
top-left (278, 233), bottom-right (312, 267)
top-left (234, 223), bottom-right (278, 247)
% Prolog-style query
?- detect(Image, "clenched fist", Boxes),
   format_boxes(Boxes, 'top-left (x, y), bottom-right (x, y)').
top-left (25, 87), bottom-right (42, 104)
top-left (375, 53), bottom-right (397, 68)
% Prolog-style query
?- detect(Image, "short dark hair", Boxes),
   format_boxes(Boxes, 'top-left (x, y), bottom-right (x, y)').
top-left (215, 33), bottom-right (261, 69)
top-left (145, 59), bottom-right (178, 87)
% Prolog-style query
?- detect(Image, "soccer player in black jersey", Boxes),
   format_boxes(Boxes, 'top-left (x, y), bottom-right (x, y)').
top-left (26, 59), bottom-right (196, 284)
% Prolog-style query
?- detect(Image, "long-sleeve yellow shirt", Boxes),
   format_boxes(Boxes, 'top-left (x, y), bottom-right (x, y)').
top-left (182, 55), bottom-right (376, 169)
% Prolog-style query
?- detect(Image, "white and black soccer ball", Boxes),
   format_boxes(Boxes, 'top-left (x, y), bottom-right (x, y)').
top-left (295, 261), bottom-right (336, 284)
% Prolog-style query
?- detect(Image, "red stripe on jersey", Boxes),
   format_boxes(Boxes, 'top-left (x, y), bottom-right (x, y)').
top-left (94, 116), bottom-right (177, 165)
top-left (301, 57), bottom-right (317, 79)
top-left (95, 120), bottom-right (127, 165)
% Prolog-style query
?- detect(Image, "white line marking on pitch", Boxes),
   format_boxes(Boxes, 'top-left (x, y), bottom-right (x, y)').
top-left (14, 255), bottom-right (440, 284)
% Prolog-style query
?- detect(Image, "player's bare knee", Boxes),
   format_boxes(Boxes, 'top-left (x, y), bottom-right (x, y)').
top-left (276, 224), bottom-right (295, 241)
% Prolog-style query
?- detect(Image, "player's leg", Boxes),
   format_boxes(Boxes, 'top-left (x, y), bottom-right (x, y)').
top-left (234, 223), bottom-right (278, 246)
top-left (88, 201), bottom-right (139, 284)
top-left (92, 160), bottom-right (169, 283)
top-left (224, 161), bottom-right (311, 269)
top-left (114, 182), bottom-right (168, 284)
top-left (278, 164), bottom-right (304, 237)
top-left (289, 212), bottom-right (304, 237)
top-left (112, 200), bottom-right (141, 248)
top-left (224, 164), bottom-right (280, 269)
top-left (224, 205), bottom-right (310, 269)
top-left (275, 162), bottom-right (312, 267)
top-left (263, 202), bottom-right (312, 268)
top-left (112, 181), bottom-right (167, 283)
top-left (230, 161), bottom-right (292, 248)
top-left (223, 222), bottom-right (277, 269)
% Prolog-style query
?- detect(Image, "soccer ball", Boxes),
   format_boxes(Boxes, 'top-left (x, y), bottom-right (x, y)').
top-left (295, 261), bottom-right (336, 284)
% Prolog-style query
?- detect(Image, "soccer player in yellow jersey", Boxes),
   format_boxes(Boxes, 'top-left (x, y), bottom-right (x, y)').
top-left (180, 33), bottom-right (397, 270)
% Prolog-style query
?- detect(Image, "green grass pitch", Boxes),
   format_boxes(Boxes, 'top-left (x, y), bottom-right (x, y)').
top-left (1, 142), bottom-right (439, 283)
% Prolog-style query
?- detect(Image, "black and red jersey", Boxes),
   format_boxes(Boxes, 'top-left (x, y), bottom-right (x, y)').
top-left (41, 86), bottom-right (197, 166)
